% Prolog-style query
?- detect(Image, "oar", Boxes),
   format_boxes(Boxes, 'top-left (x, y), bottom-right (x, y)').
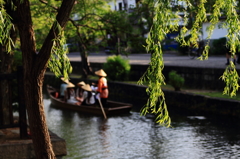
top-left (98, 98), bottom-right (107, 119)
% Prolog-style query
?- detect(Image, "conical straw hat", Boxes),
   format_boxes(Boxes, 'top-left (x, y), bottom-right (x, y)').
top-left (60, 77), bottom-right (69, 84)
top-left (67, 82), bottom-right (75, 88)
top-left (81, 84), bottom-right (92, 92)
top-left (95, 69), bottom-right (107, 77)
top-left (77, 81), bottom-right (86, 87)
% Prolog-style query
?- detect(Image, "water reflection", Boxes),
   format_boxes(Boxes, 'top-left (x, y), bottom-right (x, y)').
top-left (44, 99), bottom-right (240, 159)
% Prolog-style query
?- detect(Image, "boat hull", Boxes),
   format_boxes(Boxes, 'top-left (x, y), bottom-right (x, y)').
top-left (47, 85), bottom-right (132, 116)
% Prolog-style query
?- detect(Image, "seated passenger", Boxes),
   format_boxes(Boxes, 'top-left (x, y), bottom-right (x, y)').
top-left (65, 82), bottom-right (80, 105)
top-left (82, 84), bottom-right (96, 105)
top-left (90, 82), bottom-right (98, 102)
top-left (91, 82), bottom-right (98, 92)
top-left (59, 77), bottom-right (69, 100)
top-left (76, 81), bottom-right (86, 104)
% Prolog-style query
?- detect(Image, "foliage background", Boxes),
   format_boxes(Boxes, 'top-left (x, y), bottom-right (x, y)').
top-left (103, 55), bottom-right (131, 81)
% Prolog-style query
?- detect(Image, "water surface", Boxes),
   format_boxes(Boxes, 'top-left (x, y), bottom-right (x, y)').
top-left (44, 99), bottom-right (240, 159)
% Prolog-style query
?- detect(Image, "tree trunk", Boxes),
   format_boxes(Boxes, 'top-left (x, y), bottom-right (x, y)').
top-left (117, 37), bottom-right (120, 55)
top-left (0, 15), bottom-right (17, 125)
top-left (69, 20), bottom-right (94, 78)
top-left (14, 0), bottom-right (75, 158)
top-left (0, 46), bottom-right (14, 125)
top-left (78, 41), bottom-right (92, 79)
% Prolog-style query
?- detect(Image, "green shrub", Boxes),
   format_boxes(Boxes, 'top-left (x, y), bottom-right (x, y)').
top-left (168, 70), bottom-right (184, 91)
top-left (103, 55), bottom-right (131, 81)
top-left (211, 37), bottom-right (227, 55)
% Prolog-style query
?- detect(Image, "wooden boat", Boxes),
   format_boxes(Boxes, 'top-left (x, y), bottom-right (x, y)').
top-left (46, 85), bottom-right (133, 116)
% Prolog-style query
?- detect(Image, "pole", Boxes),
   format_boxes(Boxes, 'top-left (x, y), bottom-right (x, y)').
top-left (98, 98), bottom-right (107, 119)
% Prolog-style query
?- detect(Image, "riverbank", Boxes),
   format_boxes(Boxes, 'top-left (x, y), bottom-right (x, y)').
top-left (0, 127), bottom-right (66, 159)
top-left (1, 51), bottom-right (238, 159)
top-left (44, 73), bottom-right (240, 120)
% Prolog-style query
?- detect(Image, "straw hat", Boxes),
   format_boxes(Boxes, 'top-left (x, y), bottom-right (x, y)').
top-left (81, 84), bottom-right (92, 92)
top-left (67, 82), bottom-right (75, 88)
top-left (95, 69), bottom-right (107, 77)
top-left (60, 77), bottom-right (69, 84)
top-left (77, 81), bottom-right (86, 87)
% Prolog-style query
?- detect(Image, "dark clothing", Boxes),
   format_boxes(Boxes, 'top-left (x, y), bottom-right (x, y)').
top-left (101, 98), bottom-right (108, 108)
top-left (96, 98), bottom-right (108, 108)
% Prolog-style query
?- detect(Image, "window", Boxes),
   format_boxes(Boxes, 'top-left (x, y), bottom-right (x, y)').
top-left (119, 2), bottom-right (122, 11)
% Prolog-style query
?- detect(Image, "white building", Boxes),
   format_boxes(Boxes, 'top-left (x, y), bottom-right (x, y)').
top-left (108, 0), bottom-right (137, 11)
top-left (201, 22), bottom-right (228, 40)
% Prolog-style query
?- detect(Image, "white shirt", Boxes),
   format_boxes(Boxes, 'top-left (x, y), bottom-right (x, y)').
top-left (83, 91), bottom-right (95, 105)
top-left (67, 89), bottom-right (78, 104)
top-left (91, 86), bottom-right (98, 92)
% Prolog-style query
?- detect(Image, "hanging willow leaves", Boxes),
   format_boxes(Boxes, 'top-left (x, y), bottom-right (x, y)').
top-left (221, 62), bottom-right (240, 97)
top-left (48, 21), bottom-right (72, 80)
top-left (0, 1), bottom-right (14, 53)
top-left (138, 0), bottom-right (179, 127)
top-left (139, 0), bottom-right (240, 127)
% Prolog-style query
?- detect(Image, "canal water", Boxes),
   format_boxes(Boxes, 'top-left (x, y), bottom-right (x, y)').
top-left (43, 98), bottom-right (240, 159)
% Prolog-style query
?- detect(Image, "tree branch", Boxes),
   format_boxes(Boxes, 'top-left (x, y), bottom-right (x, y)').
top-left (37, 0), bottom-right (76, 73)
top-left (39, 0), bottom-right (59, 11)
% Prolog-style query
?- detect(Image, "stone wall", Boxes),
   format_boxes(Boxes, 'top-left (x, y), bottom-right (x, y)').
top-left (70, 61), bottom-right (230, 90)
top-left (0, 130), bottom-right (66, 159)
top-left (44, 74), bottom-right (240, 119)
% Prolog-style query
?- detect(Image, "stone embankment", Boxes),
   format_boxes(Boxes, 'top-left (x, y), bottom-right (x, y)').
top-left (0, 128), bottom-right (66, 159)
top-left (60, 51), bottom-right (240, 118)
top-left (44, 73), bottom-right (240, 120)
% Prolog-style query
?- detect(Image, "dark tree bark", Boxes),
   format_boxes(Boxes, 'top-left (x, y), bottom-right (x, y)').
top-left (69, 19), bottom-right (92, 78)
top-left (0, 45), bottom-right (14, 125)
top-left (14, 0), bottom-right (76, 158)
top-left (0, 5), bottom-right (17, 126)
top-left (77, 40), bottom-right (92, 79)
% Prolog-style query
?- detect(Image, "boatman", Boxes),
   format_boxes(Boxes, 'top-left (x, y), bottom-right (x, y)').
top-left (95, 69), bottom-right (109, 107)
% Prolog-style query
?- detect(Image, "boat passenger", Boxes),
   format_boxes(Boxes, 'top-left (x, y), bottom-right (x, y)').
top-left (65, 82), bottom-right (81, 105)
top-left (90, 82), bottom-right (98, 92)
top-left (95, 69), bottom-right (108, 107)
top-left (76, 81), bottom-right (86, 104)
top-left (59, 77), bottom-right (69, 100)
top-left (82, 84), bottom-right (96, 105)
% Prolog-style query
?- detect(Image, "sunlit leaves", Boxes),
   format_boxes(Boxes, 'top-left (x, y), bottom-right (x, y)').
top-left (30, 0), bottom-right (73, 79)
top-left (0, 2), bottom-right (14, 53)
top-left (140, 0), bottom-right (240, 127)
top-left (189, 0), bottom-right (207, 46)
top-left (48, 25), bottom-right (72, 79)
top-left (224, 0), bottom-right (240, 55)
top-left (65, 0), bottom-right (111, 50)
top-left (221, 62), bottom-right (240, 97)
top-left (138, 0), bottom-right (176, 127)
top-left (31, 0), bottom-right (58, 50)
top-left (210, 0), bottom-right (240, 97)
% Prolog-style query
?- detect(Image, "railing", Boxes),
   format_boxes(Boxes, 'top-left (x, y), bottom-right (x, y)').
top-left (0, 67), bottom-right (28, 139)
